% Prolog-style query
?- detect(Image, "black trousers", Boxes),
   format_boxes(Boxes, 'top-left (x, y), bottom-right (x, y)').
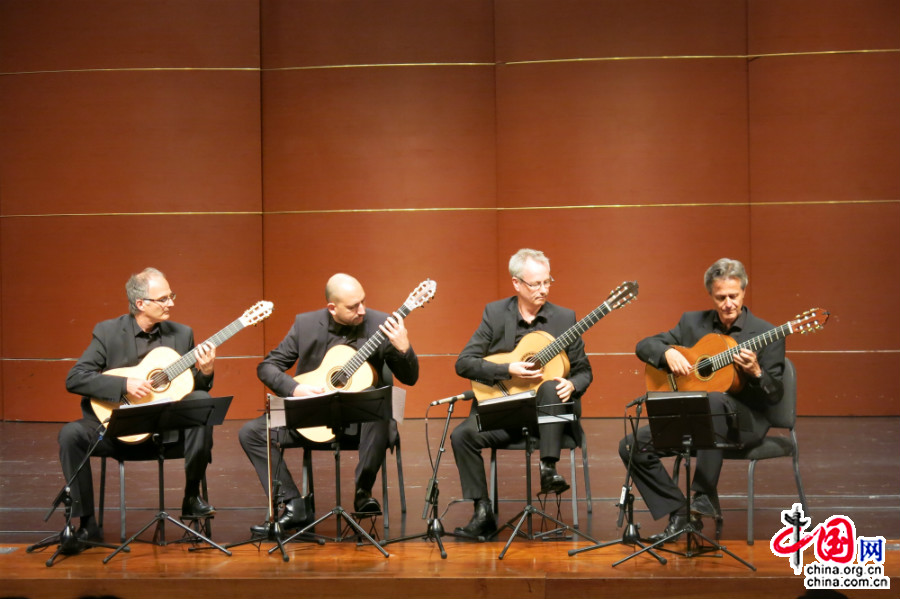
top-left (450, 380), bottom-right (571, 501)
top-left (239, 414), bottom-right (389, 503)
top-left (618, 391), bottom-right (765, 521)
top-left (57, 390), bottom-right (214, 519)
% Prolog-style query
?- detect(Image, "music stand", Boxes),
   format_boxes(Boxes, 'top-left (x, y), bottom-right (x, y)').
top-left (103, 397), bottom-right (233, 563)
top-left (277, 387), bottom-right (391, 557)
top-left (624, 391), bottom-right (755, 570)
top-left (477, 391), bottom-right (598, 559)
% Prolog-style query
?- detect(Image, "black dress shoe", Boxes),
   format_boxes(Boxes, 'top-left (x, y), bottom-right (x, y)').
top-left (453, 499), bottom-right (497, 540)
top-left (539, 461), bottom-right (570, 495)
top-left (353, 489), bottom-right (381, 514)
top-left (276, 497), bottom-right (316, 531)
top-left (690, 493), bottom-right (719, 519)
top-left (181, 495), bottom-right (216, 519)
top-left (648, 513), bottom-right (703, 544)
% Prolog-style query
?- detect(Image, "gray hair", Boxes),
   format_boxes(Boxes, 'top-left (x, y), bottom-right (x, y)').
top-left (508, 248), bottom-right (550, 279)
top-left (126, 267), bottom-right (165, 315)
top-left (704, 258), bottom-right (748, 293)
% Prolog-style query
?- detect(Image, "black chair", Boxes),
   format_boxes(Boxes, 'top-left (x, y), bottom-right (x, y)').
top-left (98, 443), bottom-right (210, 543)
top-left (488, 419), bottom-right (592, 527)
top-left (674, 356), bottom-right (808, 544)
top-left (300, 418), bottom-right (406, 530)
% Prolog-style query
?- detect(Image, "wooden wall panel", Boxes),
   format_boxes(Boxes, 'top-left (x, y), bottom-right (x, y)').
top-left (495, 0), bottom-right (747, 61)
top-left (496, 60), bottom-right (749, 207)
top-left (261, 0), bottom-right (495, 67)
top-left (261, 68), bottom-right (497, 211)
top-left (0, 72), bottom-right (262, 215)
top-left (748, 53), bottom-right (900, 203)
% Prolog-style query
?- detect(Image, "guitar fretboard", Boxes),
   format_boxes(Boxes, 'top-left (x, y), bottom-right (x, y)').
top-left (532, 301), bottom-right (614, 366)
top-left (698, 322), bottom-right (794, 374)
top-left (338, 304), bottom-right (413, 382)
top-left (154, 318), bottom-right (247, 385)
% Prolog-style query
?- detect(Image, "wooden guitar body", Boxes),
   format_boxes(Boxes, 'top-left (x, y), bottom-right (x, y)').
top-left (472, 331), bottom-right (570, 401)
top-left (90, 346), bottom-right (195, 444)
top-left (292, 344), bottom-right (377, 443)
top-left (644, 333), bottom-right (742, 393)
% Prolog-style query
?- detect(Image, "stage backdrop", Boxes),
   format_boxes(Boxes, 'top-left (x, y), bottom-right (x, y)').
top-left (1, 0), bottom-right (898, 422)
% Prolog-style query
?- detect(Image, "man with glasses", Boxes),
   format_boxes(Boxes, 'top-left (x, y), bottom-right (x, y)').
top-left (60, 267), bottom-right (217, 542)
top-left (450, 248), bottom-right (593, 539)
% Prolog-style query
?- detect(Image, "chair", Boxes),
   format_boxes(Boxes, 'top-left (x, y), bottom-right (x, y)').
top-left (674, 356), bottom-right (808, 544)
top-left (300, 418), bottom-right (406, 530)
top-left (97, 441), bottom-right (210, 543)
top-left (489, 419), bottom-right (592, 528)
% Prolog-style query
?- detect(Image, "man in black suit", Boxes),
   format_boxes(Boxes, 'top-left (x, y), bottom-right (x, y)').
top-left (60, 267), bottom-right (217, 541)
top-left (239, 273), bottom-right (419, 534)
top-left (620, 257), bottom-right (785, 542)
top-left (451, 248), bottom-right (593, 539)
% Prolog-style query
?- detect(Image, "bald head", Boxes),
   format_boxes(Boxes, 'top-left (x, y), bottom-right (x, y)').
top-left (326, 273), bottom-right (366, 326)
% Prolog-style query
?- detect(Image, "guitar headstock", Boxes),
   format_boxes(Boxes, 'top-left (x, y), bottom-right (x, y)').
top-left (791, 307), bottom-right (829, 334)
top-left (240, 301), bottom-right (274, 327)
top-left (403, 279), bottom-right (437, 312)
top-left (607, 281), bottom-right (639, 311)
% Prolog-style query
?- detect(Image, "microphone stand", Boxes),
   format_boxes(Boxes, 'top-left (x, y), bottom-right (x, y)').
top-left (26, 420), bottom-right (122, 567)
top-left (569, 394), bottom-right (666, 564)
top-left (379, 393), bottom-right (472, 558)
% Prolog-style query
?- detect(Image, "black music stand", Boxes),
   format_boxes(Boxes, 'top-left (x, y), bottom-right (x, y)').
top-left (477, 391), bottom-right (598, 559)
top-left (277, 387), bottom-right (392, 557)
top-left (103, 396), bottom-right (233, 563)
top-left (569, 393), bottom-right (666, 564)
top-left (26, 420), bottom-right (124, 567)
top-left (623, 392), bottom-right (755, 570)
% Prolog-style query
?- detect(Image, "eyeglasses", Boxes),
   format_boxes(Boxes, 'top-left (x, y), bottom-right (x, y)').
top-left (143, 293), bottom-right (176, 304)
top-left (517, 277), bottom-right (554, 290)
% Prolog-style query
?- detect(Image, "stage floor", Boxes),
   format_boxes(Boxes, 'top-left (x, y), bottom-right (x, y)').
top-left (1, 417), bottom-right (898, 598)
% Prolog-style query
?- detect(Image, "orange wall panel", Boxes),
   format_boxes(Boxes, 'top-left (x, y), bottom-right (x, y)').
top-left (261, 0), bottom-right (495, 67)
top-left (496, 60), bottom-right (750, 207)
top-left (261, 67), bottom-right (497, 212)
top-left (0, 72), bottom-right (262, 215)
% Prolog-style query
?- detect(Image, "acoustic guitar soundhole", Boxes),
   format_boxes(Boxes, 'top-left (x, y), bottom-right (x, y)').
top-left (526, 354), bottom-right (544, 369)
top-left (695, 358), bottom-right (714, 380)
top-left (149, 369), bottom-right (171, 391)
top-left (329, 369), bottom-right (348, 389)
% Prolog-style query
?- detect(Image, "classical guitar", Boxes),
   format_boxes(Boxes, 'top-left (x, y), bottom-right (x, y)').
top-left (644, 307), bottom-right (829, 393)
top-left (294, 279), bottom-right (437, 443)
top-left (471, 281), bottom-right (639, 402)
top-left (91, 301), bottom-right (274, 443)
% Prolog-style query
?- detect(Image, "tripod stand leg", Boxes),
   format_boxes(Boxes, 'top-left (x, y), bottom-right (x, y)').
top-left (688, 530), bottom-right (757, 571)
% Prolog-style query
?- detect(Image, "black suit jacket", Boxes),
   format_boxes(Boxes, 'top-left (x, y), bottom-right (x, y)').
top-left (257, 308), bottom-right (419, 398)
top-left (455, 297), bottom-right (593, 400)
top-left (66, 314), bottom-right (213, 420)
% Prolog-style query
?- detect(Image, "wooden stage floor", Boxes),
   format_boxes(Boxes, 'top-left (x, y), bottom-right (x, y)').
top-left (1, 417), bottom-right (898, 598)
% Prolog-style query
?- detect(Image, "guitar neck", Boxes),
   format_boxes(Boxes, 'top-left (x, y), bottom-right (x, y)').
top-left (161, 318), bottom-right (247, 381)
top-left (704, 322), bottom-right (793, 373)
top-left (340, 304), bottom-right (412, 378)
top-left (533, 301), bottom-right (612, 365)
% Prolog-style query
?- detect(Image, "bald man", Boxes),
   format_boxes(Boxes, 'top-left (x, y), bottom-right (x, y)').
top-left (239, 274), bottom-right (419, 535)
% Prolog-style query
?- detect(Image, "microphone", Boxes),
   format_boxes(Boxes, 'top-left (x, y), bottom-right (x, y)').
top-left (430, 390), bottom-right (475, 406)
top-left (625, 393), bottom-right (648, 408)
